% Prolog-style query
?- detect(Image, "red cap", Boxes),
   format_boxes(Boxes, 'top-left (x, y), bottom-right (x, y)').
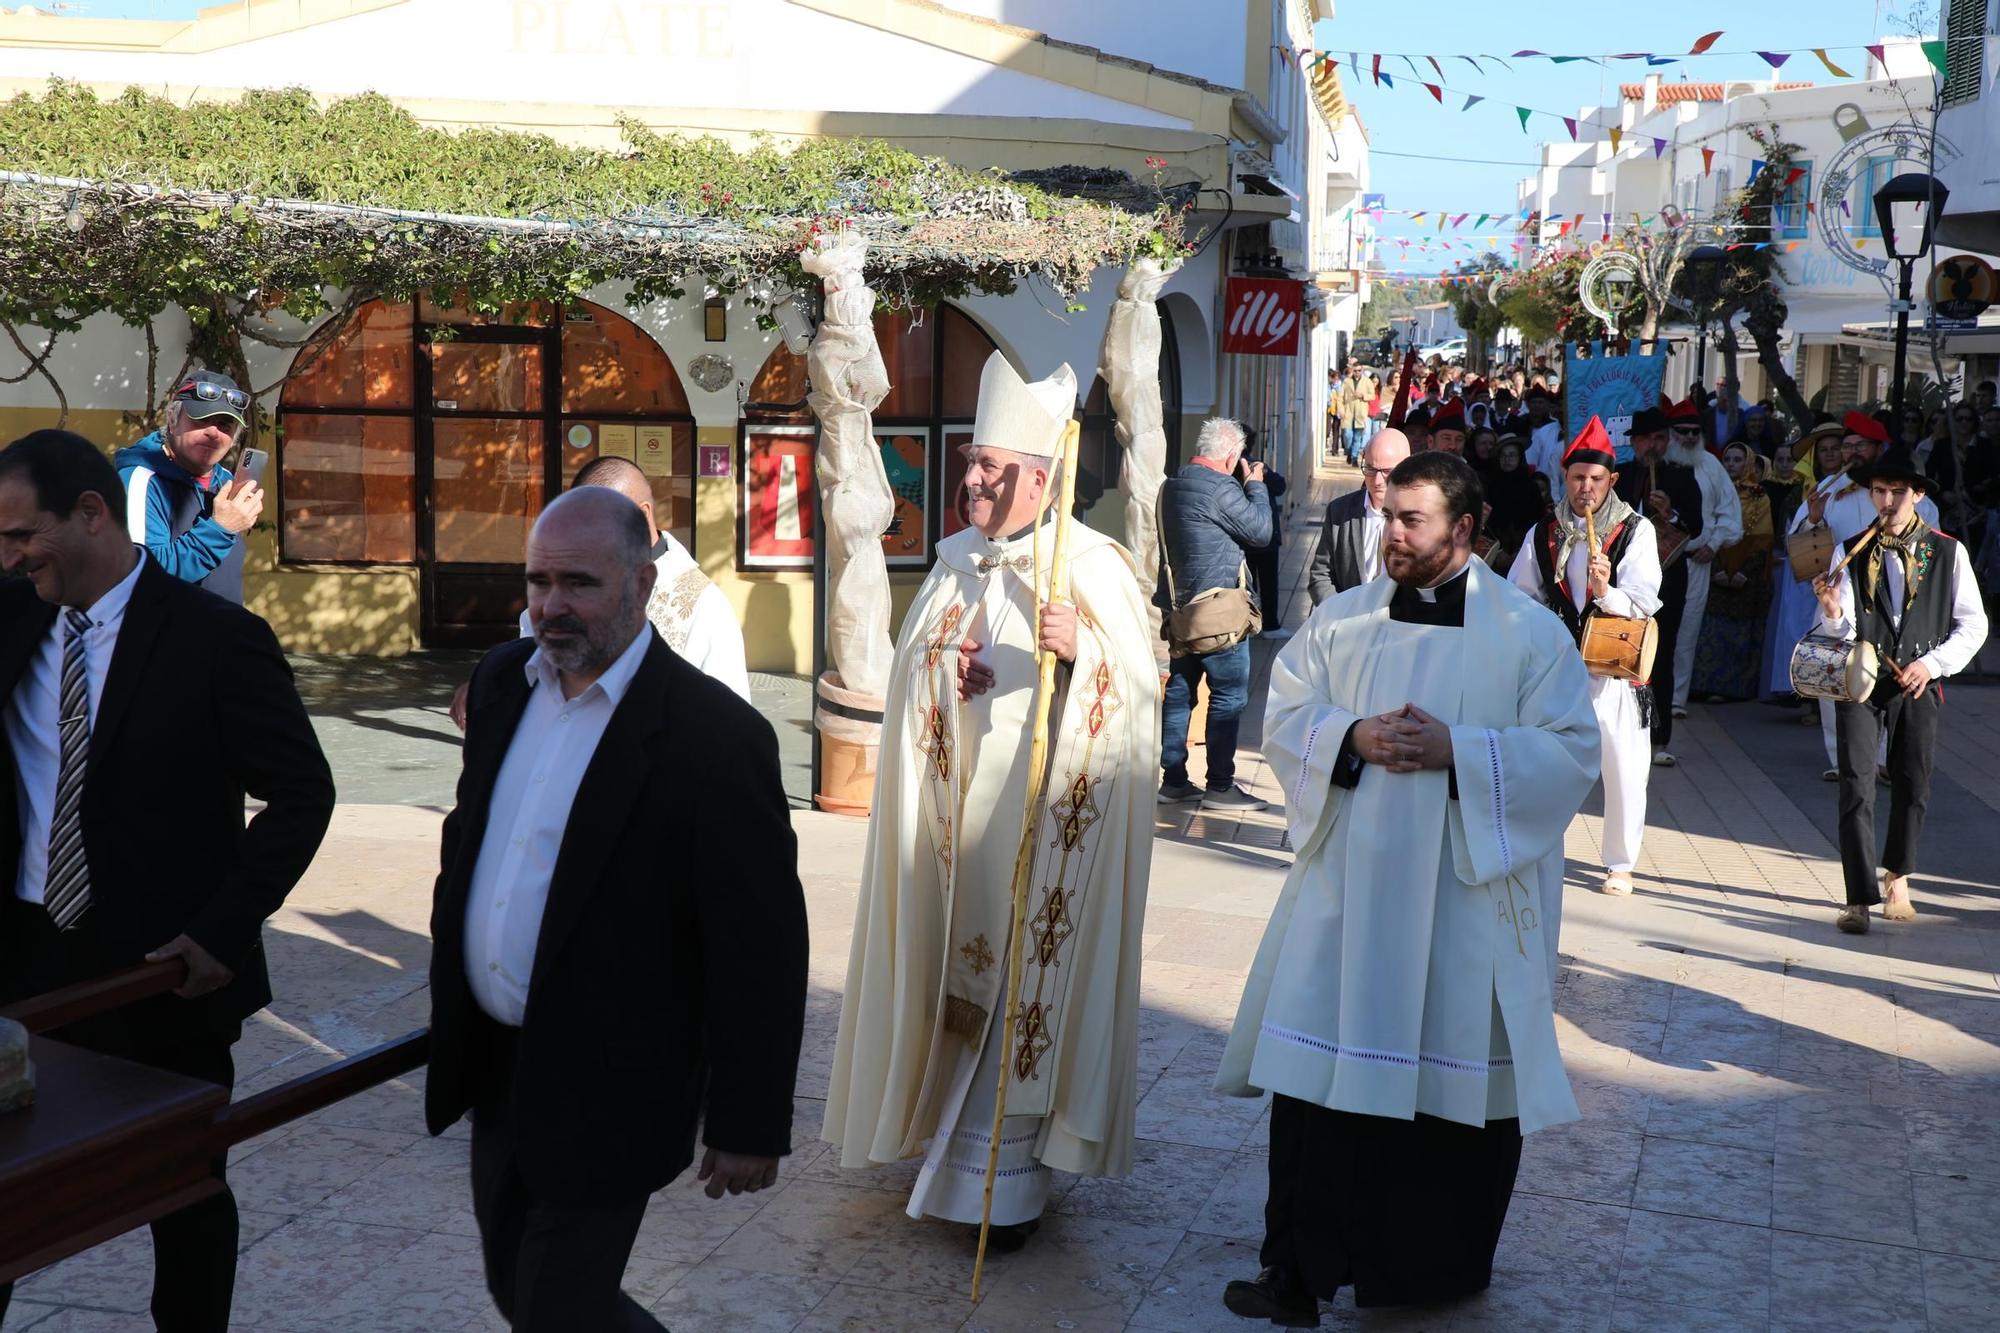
top-left (1666, 398), bottom-right (1701, 423)
top-left (1430, 399), bottom-right (1466, 431)
top-left (1563, 417), bottom-right (1618, 471)
top-left (1842, 410), bottom-right (1890, 445)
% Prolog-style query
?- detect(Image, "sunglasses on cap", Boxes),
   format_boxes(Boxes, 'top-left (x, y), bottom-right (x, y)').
top-left (174, 380), bottom-right (250, 412)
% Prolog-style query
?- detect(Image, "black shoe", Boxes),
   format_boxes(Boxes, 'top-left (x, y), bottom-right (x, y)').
top-left (1200, 783), bottom-right (1269, 812)
top-left (1223, 1266), bottom-right (1319, 1327)
top-left (985, 1219), bottom-right (1039, 1253)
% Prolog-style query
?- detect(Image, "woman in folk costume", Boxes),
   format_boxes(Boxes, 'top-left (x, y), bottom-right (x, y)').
top-left (1763, 423), bottom-right (1847, 702)
top-left (822, 353), bottom-right (1158, 1250)
top-left (1507, 418), bottom-right (1663, 897)
top-left (1215, 451), bottom-right (1599, 1322)
top-left (1692, 443), bottom-right (1786, 702)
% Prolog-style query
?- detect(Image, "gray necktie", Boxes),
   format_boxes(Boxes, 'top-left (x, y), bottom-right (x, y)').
top-left (44, 609), bottom-right (94, 930)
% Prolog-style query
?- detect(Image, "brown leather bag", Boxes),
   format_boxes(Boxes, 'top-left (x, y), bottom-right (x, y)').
top-left (1157, 506), bottom-right (1261, 658)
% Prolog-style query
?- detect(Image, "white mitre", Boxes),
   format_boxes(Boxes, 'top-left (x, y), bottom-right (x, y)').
top-left (969, 351), bottom-right (1076, 459)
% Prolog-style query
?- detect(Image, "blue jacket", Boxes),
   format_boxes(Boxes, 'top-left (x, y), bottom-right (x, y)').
top-left (1154, 461), bottom-right (1272, 610)
top-left (114, 432), bottom-right (245, 604)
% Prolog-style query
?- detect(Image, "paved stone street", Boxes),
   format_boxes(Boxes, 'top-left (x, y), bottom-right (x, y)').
top-left (14, 470), bottom-right (2000, 1332)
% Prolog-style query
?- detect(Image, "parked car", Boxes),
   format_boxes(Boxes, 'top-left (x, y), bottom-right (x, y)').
top-left (1418, 337), bottom-right (1468, 362)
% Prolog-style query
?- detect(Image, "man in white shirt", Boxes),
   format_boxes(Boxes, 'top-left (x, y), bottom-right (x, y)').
top-left (426, 486), bottom-right (808, 1330)
top-left (1664, 400), bottom-right (1743, 718)
top-left (1812, 449), bottom-right (1987, 934)
top-left (1307, 428), bottom-right (1411, 603)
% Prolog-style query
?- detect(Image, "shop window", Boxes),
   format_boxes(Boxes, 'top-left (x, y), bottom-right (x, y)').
top-left (741, 304), bottom-right (999, 566)
top-left (279, 414), bottom-right (416, 563)
top-left (562, 309), bottom-right (693, 416)
top-left (1852, 155), bottom-right (1897, 238)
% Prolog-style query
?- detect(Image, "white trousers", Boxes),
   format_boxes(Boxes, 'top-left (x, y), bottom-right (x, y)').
top-left (1593, 679), bottom-right (1650, 874)
top-left (1672, 561), bottom-right (1713, 709)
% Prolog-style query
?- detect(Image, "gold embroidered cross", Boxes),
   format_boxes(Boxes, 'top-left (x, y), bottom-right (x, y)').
top-left (960, 934), bottom-right (995, 975)
top-left (976, 554), bottom-right (1036, 574)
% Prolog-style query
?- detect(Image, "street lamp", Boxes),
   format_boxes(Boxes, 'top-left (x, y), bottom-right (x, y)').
top-left (1873, 171), bottom-right (1950, 421)
top-left (1602, 267), bottom-right (1636, 340)
top-left (1682, 244), bottom-right (1727, 389)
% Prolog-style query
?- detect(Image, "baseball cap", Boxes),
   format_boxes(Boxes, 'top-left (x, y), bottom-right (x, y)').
top-left (172, 369), bottom-right (248, 425)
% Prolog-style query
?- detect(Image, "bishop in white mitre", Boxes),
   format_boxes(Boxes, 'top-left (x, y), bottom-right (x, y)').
top-left (1216, 451), bottom-right (1599, 1322)
top-left (823, 353), bottom-right (1158, 1249)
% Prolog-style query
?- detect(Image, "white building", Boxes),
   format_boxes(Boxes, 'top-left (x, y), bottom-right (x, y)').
top-left (1933, 0), bottom-right (2000, 387)
top-left (1516, 49), bottom-right (1989, 411)
top-left (0, 0), bottom-right (1366, 658)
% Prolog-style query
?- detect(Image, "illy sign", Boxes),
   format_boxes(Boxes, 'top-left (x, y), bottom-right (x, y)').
top-left (1222, 277), bottom-right (1302, 356)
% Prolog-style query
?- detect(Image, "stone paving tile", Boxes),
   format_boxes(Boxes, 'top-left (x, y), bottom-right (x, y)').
top-left (19, 625), bottom-right (2000, 1330)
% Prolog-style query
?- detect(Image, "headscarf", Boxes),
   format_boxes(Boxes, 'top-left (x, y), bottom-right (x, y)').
top-left (1730, 448), bottom-right (1773, 543)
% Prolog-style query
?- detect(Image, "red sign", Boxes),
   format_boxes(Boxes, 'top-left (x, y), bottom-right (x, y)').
top-left (1222, 277), bottom-right (1303, 356)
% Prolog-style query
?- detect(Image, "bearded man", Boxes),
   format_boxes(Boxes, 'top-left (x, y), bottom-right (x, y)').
top-left (1218, 450), bottom-right (1597, 1323)
top-left (1663, 399), bottom-right (1742, 720)
top-left (824, 353), bottom-right (1158, 1250)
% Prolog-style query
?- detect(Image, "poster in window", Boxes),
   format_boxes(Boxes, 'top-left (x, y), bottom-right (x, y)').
top-left (635, 424), bottom-right (675, 477)
top-left (598, 423), bottom-right (636, 460)
top-left (742, 425), bottom-right (817, 568)
top-left (941, 428), bottom-right (974, 540)
top-left (877, 427), bottom-right (929, 567)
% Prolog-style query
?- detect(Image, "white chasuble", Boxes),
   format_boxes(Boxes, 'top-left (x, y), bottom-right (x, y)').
top-left (1217, 562), bottom-right (1600, 1135)
top-left (823, 515), bottom-right (1159, 1208)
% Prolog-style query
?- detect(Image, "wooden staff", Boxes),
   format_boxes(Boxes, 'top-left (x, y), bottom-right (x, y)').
top-left (970, 419), bottom-right (1083, 1301)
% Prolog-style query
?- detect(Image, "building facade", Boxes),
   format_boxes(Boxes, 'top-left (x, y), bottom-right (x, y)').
top-left (0, 0), bottom-right (1364, 662)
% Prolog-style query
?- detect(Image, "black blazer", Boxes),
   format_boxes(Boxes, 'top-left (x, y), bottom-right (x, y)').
top-left (426, 632), bottom-right (808, 1207)
top-left (1307, 489), bottom-right (1373, 605)
top-left (0, 559), bottom-right (335, 1027)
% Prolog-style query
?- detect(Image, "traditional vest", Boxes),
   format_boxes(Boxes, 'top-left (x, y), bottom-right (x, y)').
top-left (1847, 527), bottom-right (1958, 678)
top-left (1533, 512), bottom-right (1656, 723)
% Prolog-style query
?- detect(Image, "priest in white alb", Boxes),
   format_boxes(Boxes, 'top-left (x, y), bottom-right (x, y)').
top-left (1216, 452), bottom-right (1600, 1323)
top-left (823, 353), bottom-right (1158, 1250)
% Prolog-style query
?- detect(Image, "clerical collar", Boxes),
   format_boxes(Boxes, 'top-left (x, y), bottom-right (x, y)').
top-left (1388, 561), bottom-right (1469, 625)
top-left (649, 533), bottom-right (671, 563)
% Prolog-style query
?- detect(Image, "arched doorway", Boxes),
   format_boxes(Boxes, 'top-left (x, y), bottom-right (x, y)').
top-left (740, 304), bottom-right (1000, 567)
top-left (278, 297), bottom-right (694, 645)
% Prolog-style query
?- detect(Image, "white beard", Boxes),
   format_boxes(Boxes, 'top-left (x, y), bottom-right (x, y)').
top-left (1666, 441), bottom-right (1706, 466)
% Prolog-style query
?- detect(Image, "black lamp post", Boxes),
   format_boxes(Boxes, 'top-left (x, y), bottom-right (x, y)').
top-left (1682, 245), bottom-right (1727, 390)
top-left (1873, 171), bottom-right (1950, 422)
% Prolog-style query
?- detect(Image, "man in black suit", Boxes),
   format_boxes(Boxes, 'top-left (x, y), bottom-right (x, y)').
top-left (0, 429), bottom-right (335, 1331)
top-left (1615, 408), bottom-right (1704, 767)
top-left (427, 485), bottom-right (808, 1331)
top-left (1307, 427), bottom-right (1412, 605)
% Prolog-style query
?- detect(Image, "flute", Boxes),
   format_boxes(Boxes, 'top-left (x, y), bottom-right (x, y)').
top-left (1824, 517), bottom-right (1885, 584)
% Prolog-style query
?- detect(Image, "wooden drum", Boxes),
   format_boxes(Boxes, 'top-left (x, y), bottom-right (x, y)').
top-left (1788, 633), bottom-right (1880, 704)
top-left (1582, 614), bottom-right (1659, 682)
top-left (1656, 523), bottom-right (1689, 571)
top-left (1786, 525), bottom-right (1835, 581)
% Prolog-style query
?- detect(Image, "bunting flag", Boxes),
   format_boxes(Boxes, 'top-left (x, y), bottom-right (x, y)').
top-left (1424, 82), bottom-right (1443, 102)
top-left (1452, 212), bottom-right (1470, 227)
top-left (1756, 51), bottom-right (1790, 70)
top-left (1866, 43), bottom-right (1886, 66)
top-left (1372, 54), bottom-right (1383, 84)
top-left (1411, 211), bottom-right (1427, 223)
top-left (1563, 116), bottom-right (1578, 140)
top-left (1602, 212), bottom-right (1613, 235)
top-left (1652, 136), bottom-right (1669, 158)
top-left (1690, 31), bottom-right (1725, 55)
top-left (1462, 94), bottom-right (1485, 111)
top-left (1646, 55), bottom-right (1679, 66)
top-left (1922, 40), bottom-right (1948, 75)
top-left (1426, 55), bottom-right (1445, 80)
top-left (1517, 106), bottom-right (1533, 132)
top-left (1702, 148), bottom-right (1715, 176)
top-left (1783, 166), bottom-right (1807, 188)
top-left (1812, 48), bottom-right (1852, 78)
top-left (1514, 49), bottom-right (1546, 57)
top-left (1748, 159), bottom-right (1766, 182)
top-left (1609, 126), bottom-right (1623, 154)
top-left (1380, 72), bottom-right (1394, 88)
top-left (1460, 55), bottom-right (1483, 74)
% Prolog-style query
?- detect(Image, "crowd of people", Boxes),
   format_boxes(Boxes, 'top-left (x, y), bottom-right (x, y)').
top-left (0, 347), bottom-right (1993, 1332)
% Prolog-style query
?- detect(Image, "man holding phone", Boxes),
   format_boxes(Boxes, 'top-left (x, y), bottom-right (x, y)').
top-left (115, 369), bottom-right (263, 605)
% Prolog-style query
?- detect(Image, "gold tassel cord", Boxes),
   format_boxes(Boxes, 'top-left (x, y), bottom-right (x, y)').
top-left (970, 420), bottom-right (1082, 1302)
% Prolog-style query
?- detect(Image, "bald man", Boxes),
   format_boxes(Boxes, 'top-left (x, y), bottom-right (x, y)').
top-left (427, 487), bottom-right (808, 1331)
top-left (1308, 428), bottom-right (1412, 603)
top-left (448, 457), bottom-right (750, 728)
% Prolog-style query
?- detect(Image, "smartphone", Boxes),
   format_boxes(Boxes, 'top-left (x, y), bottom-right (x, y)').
top-left (235, 448), bottom-right (270, 486)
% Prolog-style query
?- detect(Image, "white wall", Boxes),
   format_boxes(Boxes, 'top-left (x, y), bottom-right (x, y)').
top-left (0, 0), bottom-right (1191, 129)
top-left (939, 0), bottom-right (1251, 93)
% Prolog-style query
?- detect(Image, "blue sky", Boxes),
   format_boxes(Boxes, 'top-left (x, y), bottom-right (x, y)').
top-left (1316, 1), bottom-right (1932, 275)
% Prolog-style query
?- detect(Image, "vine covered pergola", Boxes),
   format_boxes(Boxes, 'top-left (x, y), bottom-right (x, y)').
top-left (0, 80), bottom-right (1191, 815)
